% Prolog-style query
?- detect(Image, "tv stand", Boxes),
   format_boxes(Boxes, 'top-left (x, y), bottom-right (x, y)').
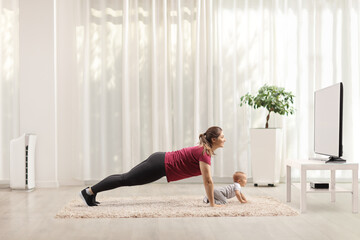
top-left (326, 156), bottom-right (346, 164)
top-left (286, 159), bottom-right (358, 213)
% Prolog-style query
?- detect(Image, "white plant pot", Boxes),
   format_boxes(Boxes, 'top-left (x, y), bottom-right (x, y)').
top-left (250, 128), bottom-right (282, 186)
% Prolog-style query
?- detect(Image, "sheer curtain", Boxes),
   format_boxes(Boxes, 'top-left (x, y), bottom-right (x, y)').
top-left (0, 0), bottom-right (18, 183)
top-left (74, 0), bottom-right (360, 181)
top-left (75, 0), bottom-right (226, 181)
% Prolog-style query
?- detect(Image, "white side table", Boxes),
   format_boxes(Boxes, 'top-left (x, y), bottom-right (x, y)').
top-left (286, 160), bottom-right (358, 213)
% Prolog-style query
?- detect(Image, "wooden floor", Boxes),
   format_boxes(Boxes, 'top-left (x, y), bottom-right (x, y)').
top-left (1, 183), bottom-right (360, 240)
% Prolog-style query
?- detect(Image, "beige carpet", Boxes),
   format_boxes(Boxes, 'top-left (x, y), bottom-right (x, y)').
top-left (55, 195), bottom-right (298, 218)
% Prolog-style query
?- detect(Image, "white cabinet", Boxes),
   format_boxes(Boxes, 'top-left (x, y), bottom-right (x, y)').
top-left (250, 128), bottom-right (282, 186)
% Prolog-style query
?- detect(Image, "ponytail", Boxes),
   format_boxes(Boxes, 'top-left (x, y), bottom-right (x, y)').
top-left (198, 126), bottom-right (222, 156)
top-left (199, 133), bottom-right (213, 156)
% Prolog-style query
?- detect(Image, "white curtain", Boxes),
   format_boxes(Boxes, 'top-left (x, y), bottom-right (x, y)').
top-left (74, 0), bottom-right (360, 181)
top-left (0, 0), bottom-right (18, 182)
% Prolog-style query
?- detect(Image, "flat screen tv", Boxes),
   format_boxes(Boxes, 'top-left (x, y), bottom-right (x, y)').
top-left (314, 82), bottom-right (345, 163)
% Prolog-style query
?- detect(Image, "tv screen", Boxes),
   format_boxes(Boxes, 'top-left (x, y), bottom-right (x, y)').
top-left (314, 82), bottom-right (344, 163)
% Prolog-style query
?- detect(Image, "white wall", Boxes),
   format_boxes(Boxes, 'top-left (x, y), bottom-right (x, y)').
top-left (19, 0), bottom-right (58, 188)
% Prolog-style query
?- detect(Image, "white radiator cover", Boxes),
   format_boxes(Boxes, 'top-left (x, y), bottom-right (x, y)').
top-left (10, 134), bottom-right (37, 190)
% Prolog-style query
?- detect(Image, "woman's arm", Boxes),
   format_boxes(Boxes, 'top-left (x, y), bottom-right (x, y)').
top-left (199, 161), bottom-right (220, 207)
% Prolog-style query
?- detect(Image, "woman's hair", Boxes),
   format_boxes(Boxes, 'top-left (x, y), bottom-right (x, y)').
top-left (233, 171), bottom-right (246, 183)
top-left (199, 126), bottom-right (222, 156)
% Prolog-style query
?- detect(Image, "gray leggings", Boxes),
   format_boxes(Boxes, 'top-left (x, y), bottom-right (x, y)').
top-left (205, 188), bottom-right (228, 205)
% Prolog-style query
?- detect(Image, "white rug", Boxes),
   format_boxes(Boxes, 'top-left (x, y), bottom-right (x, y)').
top-left (55, 195), bottom-right (298, 218)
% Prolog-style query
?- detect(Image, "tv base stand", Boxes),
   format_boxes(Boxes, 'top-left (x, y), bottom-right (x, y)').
top-left (326, 156), bottom-right (346, 163)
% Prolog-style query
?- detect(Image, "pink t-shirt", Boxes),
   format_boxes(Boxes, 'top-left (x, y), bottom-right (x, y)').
top-left (165, 145), bottom-right (211, 182)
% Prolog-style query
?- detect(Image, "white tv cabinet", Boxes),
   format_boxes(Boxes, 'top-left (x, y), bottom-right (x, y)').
top-left (286, 159), bottom-right (358, 213)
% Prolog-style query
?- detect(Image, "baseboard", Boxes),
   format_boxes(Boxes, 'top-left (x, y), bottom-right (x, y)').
top-left (157, 176), bottom-right (233, 184)
top-left (58, 179), bottom-right (84, 186)
top-left (1, 180), bottom-right (59, 189)
top-left (0, 180), bottom-right (10, 189)
top-left (84, 176), bottom-right (234, 185)
top-left (66, 176), bottom-right (360, 187)
top-left (35, 180), bottom-right (59, 188)
top-left (288, 177), bottom-right (357, 183)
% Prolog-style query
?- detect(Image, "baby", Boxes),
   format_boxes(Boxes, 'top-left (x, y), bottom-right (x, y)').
top-left (203, 171), bottom-right (247, 205)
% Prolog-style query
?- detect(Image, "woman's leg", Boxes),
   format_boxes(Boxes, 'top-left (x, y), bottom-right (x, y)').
top-left (90, 152), bottom-right (166, 194)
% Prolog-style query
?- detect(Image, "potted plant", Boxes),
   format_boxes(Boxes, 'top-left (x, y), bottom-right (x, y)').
top-left (240, 85), bottom-right (295, 186)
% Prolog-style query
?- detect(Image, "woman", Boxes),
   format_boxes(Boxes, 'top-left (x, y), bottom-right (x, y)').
top-left (79, 126), bottom-right (226, 207)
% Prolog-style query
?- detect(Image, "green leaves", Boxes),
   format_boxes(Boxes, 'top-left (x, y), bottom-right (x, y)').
top-left (239, 84), bottom-right (295, 128)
